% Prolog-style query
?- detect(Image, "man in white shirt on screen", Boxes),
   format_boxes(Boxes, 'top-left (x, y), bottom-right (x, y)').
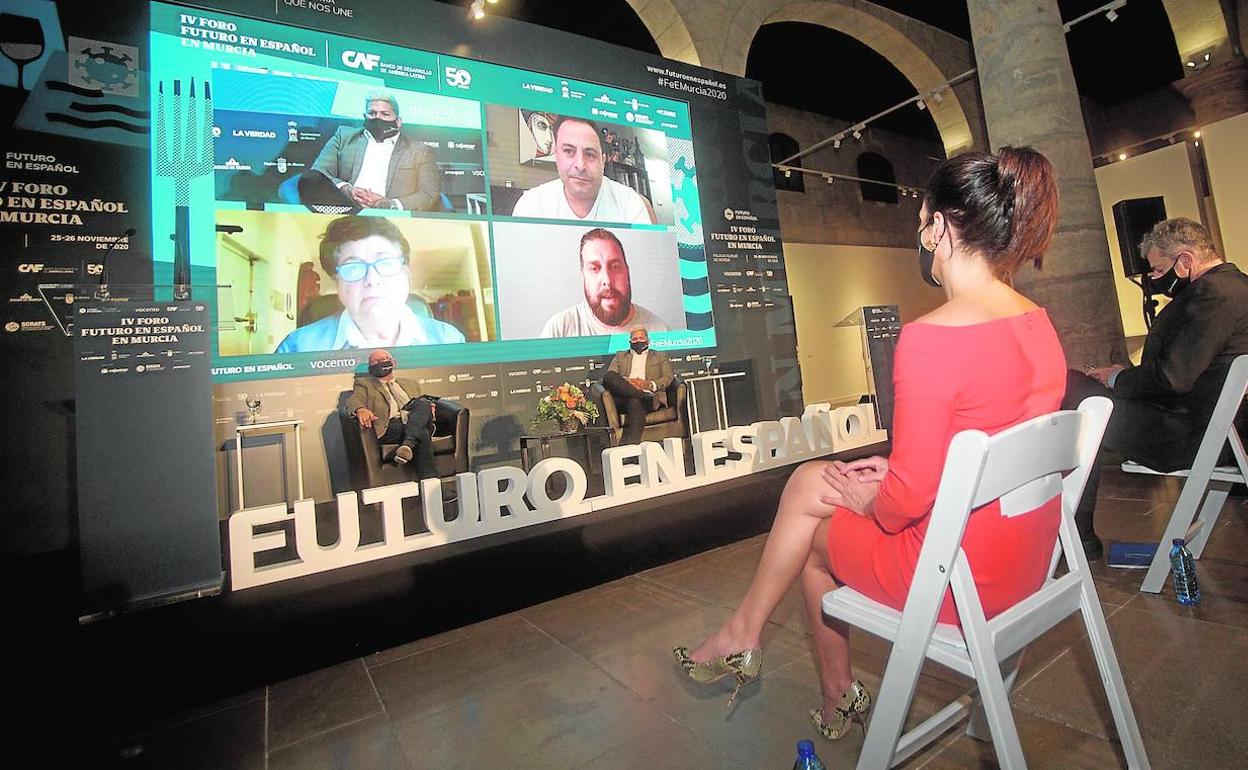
top-left (511, 116), bottom-right (656, 224)
top-left (540, 228), bottom-right (669, 338)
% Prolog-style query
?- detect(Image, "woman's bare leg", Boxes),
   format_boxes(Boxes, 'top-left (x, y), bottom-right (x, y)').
top-left (689, 461), bottom-right (838, 662)
top-left (802, 517), bottom-right (854, 709)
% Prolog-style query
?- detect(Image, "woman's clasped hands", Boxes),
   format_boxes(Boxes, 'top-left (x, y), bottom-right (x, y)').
top-left (819, 456), bottom-right (888, 516)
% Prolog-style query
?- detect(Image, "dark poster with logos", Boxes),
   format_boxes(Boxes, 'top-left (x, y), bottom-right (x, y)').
top-left (1, 0), bottom-right (153, 558)
top-left (74, 299), bottom-right (220, 616)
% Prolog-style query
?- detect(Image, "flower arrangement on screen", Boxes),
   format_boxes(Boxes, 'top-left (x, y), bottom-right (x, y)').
top-left (533, 382), bottom-right (599, 432)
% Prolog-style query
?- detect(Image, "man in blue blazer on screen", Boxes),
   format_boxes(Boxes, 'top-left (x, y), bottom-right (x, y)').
top-left (311, 91), bottom-right (442, 212)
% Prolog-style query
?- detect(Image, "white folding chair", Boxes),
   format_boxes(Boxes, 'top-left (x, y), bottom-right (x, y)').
top-left (1120, 355), bottom-right (1248, 594)
top-left (823, 397), bottom-right (1149, 769)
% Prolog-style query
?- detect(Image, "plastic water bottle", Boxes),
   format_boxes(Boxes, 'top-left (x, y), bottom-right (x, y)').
top-left (792, 739), bottom-right (826, 770)
top-left (1170, 538), bottom-right (1201, 606)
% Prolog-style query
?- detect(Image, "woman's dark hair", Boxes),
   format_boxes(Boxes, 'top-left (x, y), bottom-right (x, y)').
top-left (921, 146), bottom-right (1058, 277)
top-left (319, 216), bottom-right (411, 275)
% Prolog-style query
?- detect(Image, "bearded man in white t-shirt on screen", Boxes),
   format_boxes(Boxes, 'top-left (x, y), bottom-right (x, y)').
top-left (540, 228), bottom-right (669, 338)
top-left (511, 116), bottom-right (656, 224)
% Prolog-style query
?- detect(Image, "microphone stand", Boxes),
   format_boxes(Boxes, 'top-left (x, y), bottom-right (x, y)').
top-left (94, 227), bottom-right (137, 301)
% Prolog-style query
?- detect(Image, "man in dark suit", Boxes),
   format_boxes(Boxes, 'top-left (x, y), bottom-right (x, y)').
top-left (1067, 218), bottom-right (1248, 558)
top-left (602, 326), bottom-right (675, 444)
top-left (311, 91), bottom-right (442, 211)
top-left (345, 349), bottom-right (437, 478)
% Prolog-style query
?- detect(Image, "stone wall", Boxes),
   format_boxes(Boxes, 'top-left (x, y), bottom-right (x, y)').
top-left (763, 101), bottom-right (943, 247)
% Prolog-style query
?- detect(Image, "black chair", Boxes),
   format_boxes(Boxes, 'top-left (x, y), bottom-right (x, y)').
top-left (591, 375), bottom-right (688, 445)
top-left (339, 395), bottom-right (470, 490)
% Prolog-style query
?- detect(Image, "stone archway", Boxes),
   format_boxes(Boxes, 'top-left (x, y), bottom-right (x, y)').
top-left (1161, 0), bottom-right (1234, 68)
top-left (731, 1), bottom-right (978, 157)
top-left (623, 0), bottom-right (701, 66)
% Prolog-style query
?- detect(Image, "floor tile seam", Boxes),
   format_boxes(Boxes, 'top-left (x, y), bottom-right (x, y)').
top-left (626, 575), bottom-right (740, 609)
top-left (516, 613), bottom-right (662, 701)
top-left (1118, 591), bottom-right (1248, 634)
top-left (266, 713), bottom-right (379, 755)
top-left (1009, 601), bottom-right (1127, 695)
top-left (904, 723), bottom-right (969, 769)
top-left (361, 656), bottom-right (391, 722)
top-left (363, 634), bottom-right (467, 669)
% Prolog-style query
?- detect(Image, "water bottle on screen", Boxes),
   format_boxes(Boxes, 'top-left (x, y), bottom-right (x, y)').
top-left (1169, 538), bottom-right (1201, 606)
top-left (792, 739), bottom-right (826, 770)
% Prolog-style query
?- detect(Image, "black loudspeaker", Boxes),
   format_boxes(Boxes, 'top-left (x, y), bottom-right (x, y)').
top-left (1112, 197), bottom-right (1167, 277)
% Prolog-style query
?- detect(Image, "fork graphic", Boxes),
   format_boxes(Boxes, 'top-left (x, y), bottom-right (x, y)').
top-left (155, 78), bottom-right (213, 290)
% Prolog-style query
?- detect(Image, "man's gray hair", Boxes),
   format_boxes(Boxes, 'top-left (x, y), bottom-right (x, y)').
top-left (1139, 217), bottom-right (1221, 264)
top-left (363, 91), bottom-right (401, 117)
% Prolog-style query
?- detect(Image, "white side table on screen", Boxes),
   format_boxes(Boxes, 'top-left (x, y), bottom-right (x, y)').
top-left (234, 419), bottom-right (305, 510)
top-left (684, 371), bottom-right (745, 434)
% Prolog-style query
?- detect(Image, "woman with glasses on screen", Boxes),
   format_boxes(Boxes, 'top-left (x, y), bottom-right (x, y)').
top-left (673, 147), bottom-right (1067, 742)
top-left (275, 216), bottom-right (466, 353)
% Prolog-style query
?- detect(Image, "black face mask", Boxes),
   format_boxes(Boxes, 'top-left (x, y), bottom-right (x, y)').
top-left (364, 117), bottom-right (400, 142)
top-left (630, 341), bottom-right (649, 354)
top-left (917, 225), bottom-right (941, 288)
top-left (1154, 261), bottom-right (1190, 298)
top-left (368, 361), bottom-right (394, 378)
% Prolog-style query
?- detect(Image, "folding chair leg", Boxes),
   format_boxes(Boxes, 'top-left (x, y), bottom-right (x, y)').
top-left (855, 642), bottom-right (929, 770)
top-left (1140, 482), bottom-right (1205, 593)
top-left (1187, 482), bottom-right (1230, 559)
top-left (1079, 581), bottom-right (1150, 768)
top-left (966, 651), bottom-right (1023, 742)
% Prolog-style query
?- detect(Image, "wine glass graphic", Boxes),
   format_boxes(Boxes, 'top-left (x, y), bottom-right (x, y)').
top-left (244, 395), bottom-right (262, 424)
top-left (0, 14), bottom-right (46, 91)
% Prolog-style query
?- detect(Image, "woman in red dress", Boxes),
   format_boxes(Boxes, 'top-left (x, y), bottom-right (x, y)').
top-left (674, 146), bottom-right (1066, 740)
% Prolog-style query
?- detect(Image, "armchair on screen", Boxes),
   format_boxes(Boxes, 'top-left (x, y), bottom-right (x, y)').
top-left (338, 392), bottom-right (470, 489)
top-left (590, 375), bottom-right (688, 446)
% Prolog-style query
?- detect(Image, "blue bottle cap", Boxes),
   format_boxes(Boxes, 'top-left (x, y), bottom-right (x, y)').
top-left (797, 739), bottom-right (815, 757)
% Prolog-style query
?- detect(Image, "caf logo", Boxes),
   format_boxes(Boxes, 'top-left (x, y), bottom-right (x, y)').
top-left (723, 208), bottom-right (734, 221)
top-left (212, 126), bottom-right (222, 138)
top-left (4, 322), bottom-right (19, 333)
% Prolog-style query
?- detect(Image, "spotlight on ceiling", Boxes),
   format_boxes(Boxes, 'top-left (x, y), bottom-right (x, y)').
top-left (1186, 52), bottom-right (1212, 70)
top-left (832, 137), bottom-right (842, 150)
top-left (1194, 129), bottom-right (1202, 138)
top-left (826, 175), bottom-right (834, 185)
top-left (916, 98), bottom-right (926, 111)
top-left (783, 168), bottom-right (792, 178)
top-left (470, 0), bottom-right (485, 19)
top-left (1118, 152), bottom-right (1127, 161)
top-left (852, 126), bottom-right (863, 140)
top-left (1105, 9), bottom-right (1118, 22)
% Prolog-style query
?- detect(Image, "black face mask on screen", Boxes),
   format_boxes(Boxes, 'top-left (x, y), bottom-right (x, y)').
top-left (364, 117), bottom-right (400, 142)
top-left (630, 341), bottom-right (649, 354)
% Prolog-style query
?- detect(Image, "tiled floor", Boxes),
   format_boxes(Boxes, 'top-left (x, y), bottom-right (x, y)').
top-left (83, 462), bottom-right (1247, 769)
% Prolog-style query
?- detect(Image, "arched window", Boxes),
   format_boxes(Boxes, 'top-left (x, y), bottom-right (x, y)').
top-left (769, 133), bottom-right (804, 193)
top-left (857, 152), bottom-right (898, 204)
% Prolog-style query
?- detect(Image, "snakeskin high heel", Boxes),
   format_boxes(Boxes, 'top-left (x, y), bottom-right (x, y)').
top-left (810, 680), bottom-right (871, 740)
top-left (672, 646), bottom-right (763, 707)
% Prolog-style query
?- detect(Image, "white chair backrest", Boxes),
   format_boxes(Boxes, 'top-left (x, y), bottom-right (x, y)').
top-left (896, 397), bottom-right (1112, 630)
top-left (1192, 354), bottom-right (1248, 475)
